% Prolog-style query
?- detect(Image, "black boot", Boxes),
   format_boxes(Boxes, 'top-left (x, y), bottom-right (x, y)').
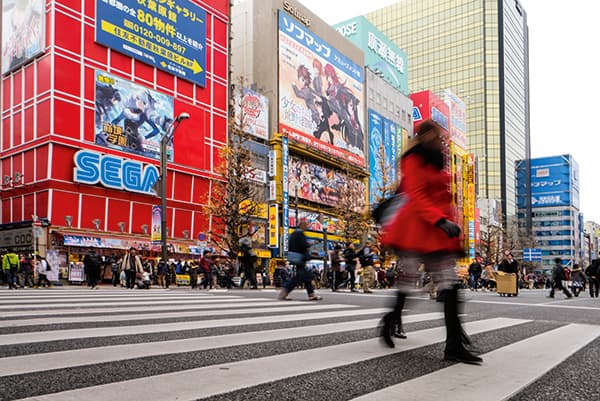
top-left (442, 285), bottom-right (482, 365)
top-left (380, 291), bottom-right (406, 348)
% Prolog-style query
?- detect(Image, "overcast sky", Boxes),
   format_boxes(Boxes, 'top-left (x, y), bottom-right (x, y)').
top-left (297, 0), bottom-right (600, 223)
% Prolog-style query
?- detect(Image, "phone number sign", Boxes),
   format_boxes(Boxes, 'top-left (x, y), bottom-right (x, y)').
top-left (95, 0), bottom-right (207, 87)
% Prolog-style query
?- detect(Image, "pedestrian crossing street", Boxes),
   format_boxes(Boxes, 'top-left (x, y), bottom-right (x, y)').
top-left (1, 288), bottom-right (599, 401)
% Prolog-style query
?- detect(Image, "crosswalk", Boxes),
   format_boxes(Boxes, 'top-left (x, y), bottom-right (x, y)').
top-left (0, 288), bottom-right (598, 401)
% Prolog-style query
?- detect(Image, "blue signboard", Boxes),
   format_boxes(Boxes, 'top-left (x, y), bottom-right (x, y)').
top-left (528, 155), bottom-right (578, 208)
top-left (95, 0), bottom-right (207, 87)
top-left (523, 248), bottom-right (542, 262)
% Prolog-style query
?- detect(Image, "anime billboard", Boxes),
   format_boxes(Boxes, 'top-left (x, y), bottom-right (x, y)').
top-left (234, 87), bottom-right (269, 140)
top-left (278, 10), bottom-right (365, 167)
top-left (289, 156), bottom-right (365, 211)
top-left (94, 70), bottom-right (175, 160)
top-left (1, 0), bottom-right (45, 74)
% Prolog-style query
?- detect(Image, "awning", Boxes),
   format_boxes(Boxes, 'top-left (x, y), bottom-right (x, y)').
top-left (51, 229), bottom-right (196, 253)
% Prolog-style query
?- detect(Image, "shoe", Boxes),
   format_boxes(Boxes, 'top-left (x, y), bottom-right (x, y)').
top-left (444, 348), bottom-right (483, 365)
top-left (350, 289), bottom-right (358, 292)
top-left (393, 324), bottom-right (407, 339)
top-left (308, 295), bottom-right (322, 301)
top-left (278, 290), bottom-right (289, 301)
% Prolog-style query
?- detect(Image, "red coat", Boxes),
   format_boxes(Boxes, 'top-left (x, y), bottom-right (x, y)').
top-left (381, 152), bottom-right (463, 255)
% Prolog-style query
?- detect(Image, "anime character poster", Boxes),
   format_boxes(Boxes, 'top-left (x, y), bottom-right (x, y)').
top-left (368, 110), bottom-right (384, 206)
top-left (234, 87), bottom-right (269, 140)
top-left (1, 0), bottom-right (45, 74)
top-left (278, 11), bottom-right (365, 167)
top-left (94, 70), bottom-right (174, 160)
top-left (288, 156), bottom-right (365, 211)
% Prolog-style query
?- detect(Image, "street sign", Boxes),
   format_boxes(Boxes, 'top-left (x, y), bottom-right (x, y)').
top-left (523, 248), bottom-right (542, 262)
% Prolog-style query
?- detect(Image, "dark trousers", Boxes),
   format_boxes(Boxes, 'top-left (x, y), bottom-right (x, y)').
top-left (200, 271), bottom-right (214, 289)
top-left (347, 267), bottom-right (356, 290)
top-left (189, 271), bottom-right (198, 289)
top-left (111, 270), bottom-right (119, 286)
top-left (36, 273), bottom-right (51, 287)
top-left (6, 270), bottom-right (17, 289)
top-left (589, 277), bottom-right (600, 297)
top-left (550, 279), bottom-right (572, 298)
top-left (125, 270), bottom-right (136, 288)
top-left (283, 266), bottom-right (314, 296)
top-left (87, 269), bottom-right (98, 287)
top-left (240, 269), bottom-right (256, 289)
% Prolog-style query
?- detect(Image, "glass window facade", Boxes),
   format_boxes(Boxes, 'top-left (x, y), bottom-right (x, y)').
top-left (367, 0), bottom-right (530, 227)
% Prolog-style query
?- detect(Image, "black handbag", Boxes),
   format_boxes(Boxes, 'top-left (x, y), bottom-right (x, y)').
top-left (371, 192), bottom-right (407, 226)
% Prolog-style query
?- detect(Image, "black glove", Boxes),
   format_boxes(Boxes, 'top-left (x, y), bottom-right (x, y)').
top-left (436, 219), bottom-right (461, 238)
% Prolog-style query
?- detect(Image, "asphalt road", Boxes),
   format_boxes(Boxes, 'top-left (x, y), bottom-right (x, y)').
top-left (0, 285), bottom-right (599, 401)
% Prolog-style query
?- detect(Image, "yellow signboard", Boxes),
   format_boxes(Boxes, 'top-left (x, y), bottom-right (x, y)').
top-left (268, 204), bottom-right (279, 248)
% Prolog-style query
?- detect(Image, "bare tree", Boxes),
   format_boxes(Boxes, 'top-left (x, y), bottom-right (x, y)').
top-left (204, 77), bottom-right (262, 257)
top-left (336, 170), bottom-right (369, 244)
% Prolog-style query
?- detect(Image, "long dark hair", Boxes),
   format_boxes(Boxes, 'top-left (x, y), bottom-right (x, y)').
top-left (402, 119), bottom-right (444, 169)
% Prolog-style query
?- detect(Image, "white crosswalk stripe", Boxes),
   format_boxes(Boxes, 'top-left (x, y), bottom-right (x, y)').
top-left (0, 288), bottom-right (598, 401)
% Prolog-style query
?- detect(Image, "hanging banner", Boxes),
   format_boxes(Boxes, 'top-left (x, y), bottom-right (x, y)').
top-left (268, 204), bottom-right (279, 248)
top-left (151, 205), bottom-right (161, 244)
top-left (95, 0), bottom-right (207, 87)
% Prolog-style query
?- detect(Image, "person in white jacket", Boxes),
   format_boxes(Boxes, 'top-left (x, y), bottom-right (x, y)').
top-left (35, 256), bottom-right (52, 288)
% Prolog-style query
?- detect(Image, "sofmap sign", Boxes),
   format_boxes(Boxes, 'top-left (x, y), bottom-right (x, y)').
top-left (73, 150), bottom-right (159, 195)
top-left (95, 0), bottom-right (207, 87)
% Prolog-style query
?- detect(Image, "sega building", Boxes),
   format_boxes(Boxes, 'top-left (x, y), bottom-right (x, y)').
top-left (517, 154), bottom-right (584, 268)
top-left (1, 1), bottom-right (229, 278)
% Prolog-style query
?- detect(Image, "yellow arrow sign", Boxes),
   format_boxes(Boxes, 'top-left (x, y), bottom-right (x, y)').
top-left (101, 20), bottom-right (203, 75)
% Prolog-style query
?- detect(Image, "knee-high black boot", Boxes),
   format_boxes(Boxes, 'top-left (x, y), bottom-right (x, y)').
top-left (442, 285), bottom-right (482, 365)
top-left (381, 291), bottom-right (406, 348)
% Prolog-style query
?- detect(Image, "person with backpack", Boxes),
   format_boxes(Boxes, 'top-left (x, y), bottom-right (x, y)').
top-left (35, 256), bottom-right (52, 288)
top-left (2, 249), bottom-right (20, 289)
top-left (548, 257), bottom-right (572, 299)
top-left (585, 259), bottom-right (599, 298)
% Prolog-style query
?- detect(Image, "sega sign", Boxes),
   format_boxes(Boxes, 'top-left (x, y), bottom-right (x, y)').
top-left (73, 150), bottom-right (159, 195)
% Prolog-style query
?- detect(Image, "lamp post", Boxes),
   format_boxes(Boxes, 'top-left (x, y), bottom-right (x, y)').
top-left (160, 113), bottom-right (190, 264)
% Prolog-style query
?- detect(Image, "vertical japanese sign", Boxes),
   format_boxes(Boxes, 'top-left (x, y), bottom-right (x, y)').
top-left (268, 204), bottom-right (279, 248)
top-left (282, 136), bottom-right (289, 253)
top-left (151, 205), bottom-right (161, 244)
top-left (1, 0), bottom-right (45, 74)
top-left (95, 70), bottom-right (174, 160)
top-left (95, 0), bottom-right (207, 87)
top-left (278, 10), bottom-right (365, 167)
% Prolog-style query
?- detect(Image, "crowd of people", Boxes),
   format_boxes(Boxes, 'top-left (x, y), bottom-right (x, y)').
top-left (1, 249), bottom-right (53, 289)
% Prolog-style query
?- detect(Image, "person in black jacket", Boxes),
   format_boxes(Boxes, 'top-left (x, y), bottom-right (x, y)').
top-left (343, 243), bottom-right (358, 292)
top-left (278, 220), bottom-right (322, 301)
top-left (468, 256), bottom-right (483, 291)
top-left (585, 259), bottom-right (600, 298)
top-left (548, 257), bottom-right (572, 299)
top-left (239, 238), bottom-right (258, 289)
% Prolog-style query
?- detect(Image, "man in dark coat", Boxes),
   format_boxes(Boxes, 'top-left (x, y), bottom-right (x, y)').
top-left (343, 243), bottom-right (358, 292)
top-left (278, 220), bottom-right (322, 301)
top-left (83, 250), bottom-right (101, 289)
top-left (585, 259), bottom-right (599, 298)
top-left (468, 255), bottom-right (483, 291)
top-left (549, 257), bottom-right (572, 299)
top-left (238, 238), bottom-right (258, 289)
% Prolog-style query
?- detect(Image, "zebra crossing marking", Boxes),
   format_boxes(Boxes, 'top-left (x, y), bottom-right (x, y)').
top-left (11, 318), bottom-right (527, 401)
top-left (351, 323), bottom-right (600, 401)
top-left (0, 312), bottom-right (444, 376)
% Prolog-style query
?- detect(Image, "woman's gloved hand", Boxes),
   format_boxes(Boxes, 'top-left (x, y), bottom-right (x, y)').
top-left (436, 219), bottom-right (461, 238)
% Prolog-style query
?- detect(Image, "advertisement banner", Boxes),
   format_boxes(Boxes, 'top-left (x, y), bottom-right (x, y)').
top-left (530, 156), bottom-right (575, 208)
top-left (1, 0), bottom-right (45, 74)
top-left (94, 70), bottom-right (174, 160)
top-left (268, 204), bottom-right (279, 248)
top-left (289, 155), bottom-right (365, 211)
top-left (368, 109), bottom-right (383, 206)
top-left (383, 119), bottom-right (398, 185)
top-left (282, 136), bottom-right (289, 252)
top-left (443, 90), bottom-right (467, 150)
top-left (95, 0), bottom-right (207, 87)
top-left (278, 10), bottom-right (365, 167)
top-left (151, 205), bottom-right (161, 244)
top-left (235, 87), bottom-right (269, 140)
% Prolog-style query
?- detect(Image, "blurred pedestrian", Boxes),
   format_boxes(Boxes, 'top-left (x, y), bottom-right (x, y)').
top-left (121, 247), bottom-right (143, 289)
top-left (343, 243), bottom-right (358, 292)
top-left (468, 255), bottom-right (483, 291)
top-left (239, 238), bottom-right (258, 289)
top-left (329, 244), bottom-right (343, 291)
top-left (570, 263), bottom-right (586, 297)
top-left (548, 258), bottom-right (572, 299)
top-left (83, 249), bottom-right (101, 289)
top-left (585, 259), bottom-right (599, 298)
top-left (278, 220), bottom-right (322, 301)
top-left (19, 254), bottom-right (35, 288)
top-left (157, 258), bottom-right (168, 288)
top-left (380, 119), bottom-right (481, 365)
top-left (499, 253), bottom-right (519, 295)
top-left (199, 250), bottom-right (215, 289)
top-left (2, 249), bottom-right (20, 289)
top-left (34, 256), bottom-right (52, 288)
top-left (358, 244), bottom-right (375, 294)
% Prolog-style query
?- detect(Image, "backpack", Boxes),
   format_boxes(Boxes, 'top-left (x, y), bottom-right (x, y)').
top-left (7, 255), bottom-right (18, 271)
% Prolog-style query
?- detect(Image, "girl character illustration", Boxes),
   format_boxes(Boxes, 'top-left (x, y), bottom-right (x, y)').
top-left (2, 0), bottom-right (44, 73)
top-left (312, 59), bottom-right (324, 97)
top-left (292, 65), bottom-right (321, 127)
top-left (111, 90), bottom-right (161, 151)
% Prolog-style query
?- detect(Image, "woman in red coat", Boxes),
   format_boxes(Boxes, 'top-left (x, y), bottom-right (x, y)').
top-left (380, 119), bottom-right (482, 365)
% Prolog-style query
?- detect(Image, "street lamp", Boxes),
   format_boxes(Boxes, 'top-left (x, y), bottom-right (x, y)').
top-left (160, 112), bottom-right (190, 264)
